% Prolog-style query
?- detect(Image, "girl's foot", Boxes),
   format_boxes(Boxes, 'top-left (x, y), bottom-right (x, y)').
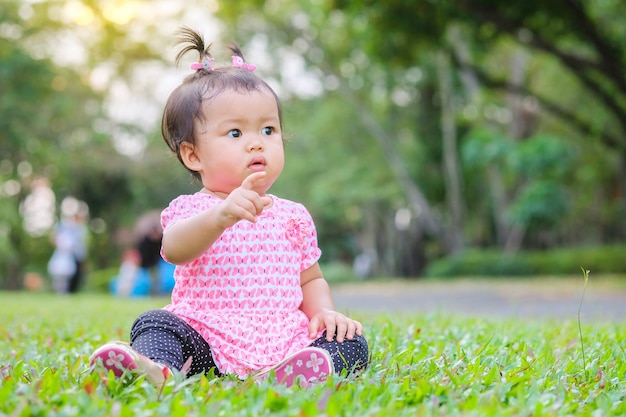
top-left (256, 347), bottom-right (334, 387)
top-left (89, 341), bottom-right (170, 387)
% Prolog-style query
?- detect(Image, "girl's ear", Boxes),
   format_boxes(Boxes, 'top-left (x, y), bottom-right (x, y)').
top-left (179, 142), bottom-right (202, 172)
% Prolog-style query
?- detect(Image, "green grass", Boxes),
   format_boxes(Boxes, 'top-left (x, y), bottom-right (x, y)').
top-left (0, 291), bottom-right (624, 416)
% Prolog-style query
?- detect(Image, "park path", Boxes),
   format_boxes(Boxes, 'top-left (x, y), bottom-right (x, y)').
top-left (330, 278), bottom-right (626, 322)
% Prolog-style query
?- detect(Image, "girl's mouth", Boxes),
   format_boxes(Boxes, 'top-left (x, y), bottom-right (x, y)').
top-left (248, 157), bottom-right (266, 170)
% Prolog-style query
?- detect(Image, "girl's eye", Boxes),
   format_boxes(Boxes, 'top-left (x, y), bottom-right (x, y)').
top-left (261, 127), bottom-right (274, 136)
top-left (227, 129), bottom-right (242, 138)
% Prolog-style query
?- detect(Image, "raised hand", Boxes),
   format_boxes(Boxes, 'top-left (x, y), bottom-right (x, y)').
top-left (215, 172), bottom-right (273, 228)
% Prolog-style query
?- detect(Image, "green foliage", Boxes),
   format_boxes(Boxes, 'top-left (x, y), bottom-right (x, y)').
top-left (0, 1), bottom-right (195, 283)
top-left (1, 293), bottom-right (625, 415)
top-left (329, 0), bottom-right (451, 65)
top-left (0, 21), bottom-right (105, 286)
top-left (84, 267), bottom-right (118, 293)
top-left (425, 245), bottom-right (626, 278)
top-left (426, 249), bottom-right (535, 278)
top-left (511, 134), bottom-right (574, 179)
top-left (507, 180), bottom-right (568, 229)
top-left (4, 0), bottom-right (626, 283)
top-left (526, 245), bottom-right (626, 276)
top-left (508, 135), bottom-right (574, 230)
top-left (461, 127), bottom-right (514, 168)
top-left (217, 0), bottom-right (626, 273)
top-left (318, 261), bottom-right (357, 283)
top-left (462, 129), bottom-right (575, 233)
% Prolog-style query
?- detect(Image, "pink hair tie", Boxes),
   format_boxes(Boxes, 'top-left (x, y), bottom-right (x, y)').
top-left (191, 56), bottom-right (214, 71)
top-left (231, 55), bottom-right (256, 71)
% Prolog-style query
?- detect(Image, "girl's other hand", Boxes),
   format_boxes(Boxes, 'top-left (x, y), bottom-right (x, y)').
top-left (308, 309), bottom-right (363, 343)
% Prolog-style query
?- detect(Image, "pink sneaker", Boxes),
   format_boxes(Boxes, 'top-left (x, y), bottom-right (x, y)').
top-left (257, 347), bottom-right (334, 387)
top-left (89, 341), bottom-right (170, 387)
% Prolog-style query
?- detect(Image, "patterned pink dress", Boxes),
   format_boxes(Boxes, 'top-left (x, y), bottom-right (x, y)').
top-left (160, 193), bottom-right (322, 377)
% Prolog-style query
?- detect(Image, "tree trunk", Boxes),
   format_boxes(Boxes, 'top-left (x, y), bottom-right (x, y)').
top-left (448, 25), bottom-right (509, 247)
top-left (438, 50), bottom-right (465, 252)
top-left (344, 92), bottom-right (441, 235)
top-left (503, 49), bottom-right (533, 253)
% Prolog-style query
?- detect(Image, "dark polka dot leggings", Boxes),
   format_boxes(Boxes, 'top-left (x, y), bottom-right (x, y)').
top-left (130, 309), bottom-right (369, 378)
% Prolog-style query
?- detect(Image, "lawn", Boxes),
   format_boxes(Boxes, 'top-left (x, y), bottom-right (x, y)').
top-left (0, 289), bottom-right (624, 416)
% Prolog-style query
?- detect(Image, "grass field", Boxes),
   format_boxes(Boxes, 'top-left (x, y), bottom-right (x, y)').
top-left (0, 289), bottom-right (624, 416)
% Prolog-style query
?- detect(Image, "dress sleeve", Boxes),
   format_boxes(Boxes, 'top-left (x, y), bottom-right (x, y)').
top-left (160, 195), bottom-right (204, 262)
top-left (161, 195), bottom-right (199, 232)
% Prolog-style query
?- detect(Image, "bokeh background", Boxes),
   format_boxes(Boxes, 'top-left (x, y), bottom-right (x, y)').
top-left (2, 0), bottom-right (626, 291)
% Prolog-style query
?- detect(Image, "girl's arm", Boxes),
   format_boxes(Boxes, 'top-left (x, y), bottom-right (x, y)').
top-left (161, 206), bottom-right (229, 264)
top-left (300, 262), bottom-right (363, 343)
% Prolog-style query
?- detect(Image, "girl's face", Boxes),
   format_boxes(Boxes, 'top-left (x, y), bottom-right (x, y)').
top-left (184, 88), bottom-right (284, 196)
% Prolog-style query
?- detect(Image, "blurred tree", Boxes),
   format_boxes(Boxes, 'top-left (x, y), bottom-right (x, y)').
top-left (0, 0), bottom-right (193, 288)
top-left (216, 1), bottom-right (447, 275)
top-left (329, 0), bottom-right (626, 245)
top-left (216, 0), bottom-right (626, 275)
top-left (328, 0), bottom-right (626, 146)
top-left (0, 27), bottom-right (107, 287)
top-left (3, 0), bottom-right (625, 283)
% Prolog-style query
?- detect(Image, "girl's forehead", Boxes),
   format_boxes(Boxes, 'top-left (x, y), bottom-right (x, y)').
top-left (207, 86), bottom-right (276, 101)
top-left (203, 88), bottom-right (280, 116)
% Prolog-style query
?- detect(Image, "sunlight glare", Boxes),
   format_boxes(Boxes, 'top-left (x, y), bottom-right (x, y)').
top-left (2, 180), bottom-right (21, 197)
top-left (63, 1), bottom-right (95, 26)
top-left (102, 1), bottom-right (138, 25)
top-left (21, 178), bottom-right (56, 237)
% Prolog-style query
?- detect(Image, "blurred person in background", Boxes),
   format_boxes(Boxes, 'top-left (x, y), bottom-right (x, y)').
top-left (137, 223), bottom-right (163, 295)
top-left (49, 198), bottom-right (89, 294)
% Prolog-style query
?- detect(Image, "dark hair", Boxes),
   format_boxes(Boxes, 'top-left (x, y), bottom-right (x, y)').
top-left (161, 27), bottom-right (283, 181)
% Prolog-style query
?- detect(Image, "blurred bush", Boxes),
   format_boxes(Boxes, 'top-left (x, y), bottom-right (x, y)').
top-left (425, 245), bottom-right (626, 278)
top-left (320, 261), bottom-right (358, 283)
top-left (85, 267), bottom-right (118, 293)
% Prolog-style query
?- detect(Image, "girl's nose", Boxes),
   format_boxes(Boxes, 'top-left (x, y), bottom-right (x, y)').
top-left (247, 137), bottom-right (264, 151)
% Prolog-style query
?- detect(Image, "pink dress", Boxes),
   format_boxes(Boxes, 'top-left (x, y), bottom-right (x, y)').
top-left (160, 193), bottom-right (322, 377)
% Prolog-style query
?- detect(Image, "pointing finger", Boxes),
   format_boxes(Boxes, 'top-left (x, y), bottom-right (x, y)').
top-left (240, 172), bottom-right (267, 190)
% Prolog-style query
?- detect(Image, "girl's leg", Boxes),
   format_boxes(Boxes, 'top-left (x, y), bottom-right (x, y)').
top-left (130, 309), bottom-right (219, 377)
top-left (310, 332), bottom-right (369, 375)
